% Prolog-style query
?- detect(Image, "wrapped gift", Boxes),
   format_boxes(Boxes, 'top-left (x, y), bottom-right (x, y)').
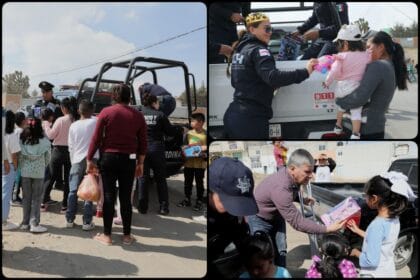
top-left (183, 145), bottom-right (202, 158)
top-left (321, 197), bottom-right (361, 226)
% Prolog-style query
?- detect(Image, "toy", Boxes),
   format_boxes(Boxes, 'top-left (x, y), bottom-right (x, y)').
top-left (277, 34), bottom-right (304, 61)
top-left (314, 55), bottom-right (335, 74)
top-left (183, 145), bottom-right (202, 158)
top-left (321, 196), bottom-right (361, 226)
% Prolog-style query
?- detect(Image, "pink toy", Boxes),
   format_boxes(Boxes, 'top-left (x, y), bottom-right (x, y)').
top-left (314, 55), bottom-right (334, 74)
top-left (321, 197), bottom-right (361, 227)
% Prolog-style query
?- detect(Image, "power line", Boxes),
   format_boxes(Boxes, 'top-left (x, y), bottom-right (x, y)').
top-left (31, 26), bottom-right (206, 78)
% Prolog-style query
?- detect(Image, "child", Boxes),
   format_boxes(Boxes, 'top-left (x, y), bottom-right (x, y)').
top-left (323, 24), bottom-right (371, 139)
top-left (305, 233), bottom-right (357, 278)
top-left (240, 231), bottom-right (291, 278)
top-left (273, 141), bottom-right (288, 171)
top-left (12, 111), bottom-right (28, 204)
top-left (177, 113), bottom-right (207, 212)
top-left (19, 118), bottom-right (51, 233)
top-left (347, 172), bottom-right (417, 278)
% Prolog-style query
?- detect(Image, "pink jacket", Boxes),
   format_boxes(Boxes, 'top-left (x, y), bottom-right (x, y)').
top-left (42, 115), bottom-right (73, 146)
top-left (305, 255), bottom-right (358, 278)
top-left (325, 51), bottom-right (372, 87)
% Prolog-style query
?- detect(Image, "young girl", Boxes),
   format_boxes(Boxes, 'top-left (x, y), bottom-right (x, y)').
top-left (305, 233), bottom-right (357, 278)
top-left (19, 118), bottom-right (51, 233)
top-left (240, 231), bottom-right (291, 278)
top-left (323, 24), bottom-right (371, 139)
top-left (347, 172), bottom-right (417, 277)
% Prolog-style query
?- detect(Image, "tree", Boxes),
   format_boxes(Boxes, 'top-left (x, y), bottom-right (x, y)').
top-left (2, 71), bottom-right (30, 98)
top-left (391, 22), bottom-right (418, 38)
top-left (178, 81), bottom-right (207, 107)
top-left (353, 18), bottom-right (370, 34)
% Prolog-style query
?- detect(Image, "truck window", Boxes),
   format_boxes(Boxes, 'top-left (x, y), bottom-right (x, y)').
top-left (389, 162), bottom-right (413, 176)
top-left (408, 164), bottom-right (418, 189)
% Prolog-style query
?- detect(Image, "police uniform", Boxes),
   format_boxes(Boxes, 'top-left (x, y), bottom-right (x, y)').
top-left (298, 2), bottom-right (349, 59)
top-left (224, 31), bottom-right (309, 139)
top-left (139, 83), bottom-right (176, 117)
top-left (137, 105), bottom-right (183, 214)
top-left (32, 81), bottom-right (62, 120)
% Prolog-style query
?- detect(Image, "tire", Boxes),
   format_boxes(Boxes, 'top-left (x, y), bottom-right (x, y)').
top-left (394, 232), bottom-right (416, 270)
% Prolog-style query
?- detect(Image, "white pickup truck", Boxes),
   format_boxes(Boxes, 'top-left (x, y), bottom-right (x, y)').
top-left (209, 61), bottom-right (344, 138)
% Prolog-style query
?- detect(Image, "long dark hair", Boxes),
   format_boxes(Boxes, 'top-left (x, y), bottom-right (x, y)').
top-left (5, 110), bottom-right (15, 134)
top-left (20, 118), bottom-right (44, 145)
top-left (240, 231), bottom-right (275, 268)
top-left (15, 112), bottom-right (27, 127)
top-left (61, 97), bottom-right (79, 121)
top-left (371, 31), bottom-right (407, 90)
top-left (142, 92), bottom-right (158, 108)
top-left (316, 233), bottom-right (351, 278)
top-left (364, 175), bottom-right (408, 218)
top-left (112, 83), bottom-right (131, 104)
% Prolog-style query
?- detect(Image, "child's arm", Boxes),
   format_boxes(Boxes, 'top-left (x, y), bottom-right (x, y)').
top-left (346, 219), bottom-right (365, 238)
top-left (324, 55), bottom-right (343, 87)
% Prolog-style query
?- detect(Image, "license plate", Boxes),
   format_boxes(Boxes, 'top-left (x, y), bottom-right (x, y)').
top-left (313, 92), bottom-right (335, 109)
top-left (269, 124), bottom-right (282, 138)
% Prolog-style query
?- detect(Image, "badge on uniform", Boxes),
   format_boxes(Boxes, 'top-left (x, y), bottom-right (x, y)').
top-left (259, 49), bottom-right (270, 57)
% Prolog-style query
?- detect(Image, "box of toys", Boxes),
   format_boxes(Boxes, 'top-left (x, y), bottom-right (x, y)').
top-left (321, 197), bottom-right (361, 226)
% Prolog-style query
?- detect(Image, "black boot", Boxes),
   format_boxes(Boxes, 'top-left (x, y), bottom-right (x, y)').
top-left (159, 201), bottom-right (169, 215)
top-left (138, 199), bottom-right (148, 214)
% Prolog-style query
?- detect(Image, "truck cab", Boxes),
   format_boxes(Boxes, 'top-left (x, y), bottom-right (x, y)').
top-left (77, 56), bottom-right (198, 177)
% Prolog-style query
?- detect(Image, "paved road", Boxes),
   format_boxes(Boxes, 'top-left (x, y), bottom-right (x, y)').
top-left (2, 172), bottom-right (207, 278)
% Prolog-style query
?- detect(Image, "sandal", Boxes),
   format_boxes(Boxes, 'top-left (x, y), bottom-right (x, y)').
top-left (94, 233), bottom-right (112, 246)
top-left (122, 235), bottom-right (136, 245)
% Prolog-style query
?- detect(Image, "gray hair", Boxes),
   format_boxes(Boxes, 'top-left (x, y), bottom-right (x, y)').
top-left (287, 149), bottom-right (314, 168)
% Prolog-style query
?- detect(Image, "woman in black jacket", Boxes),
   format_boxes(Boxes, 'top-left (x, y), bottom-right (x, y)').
top-left (223, 12), bottom-right (317, 139)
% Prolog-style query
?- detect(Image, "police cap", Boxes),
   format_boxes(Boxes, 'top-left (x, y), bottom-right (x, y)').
top-left (39, 81), bottom-right (54, 92)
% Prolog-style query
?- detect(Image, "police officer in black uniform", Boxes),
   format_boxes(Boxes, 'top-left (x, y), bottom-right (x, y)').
top-left (293, 2), bottom-right (349, 59)
top-left (139, 83), bottom-right (176, 117)
top-left (32, 81), bottom-right (62, 120)
top-left (137, 92), bottom-right (184, 215)
top-left (208, 157), bottom-right (258, 278)
top-left (223, 12), bottom-right (317, 139)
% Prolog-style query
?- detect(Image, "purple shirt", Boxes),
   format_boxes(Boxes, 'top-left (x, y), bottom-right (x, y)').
top-left (254, 167), bottom-right (326, 234)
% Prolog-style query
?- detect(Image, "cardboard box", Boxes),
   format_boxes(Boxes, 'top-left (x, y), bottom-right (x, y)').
top-left (321, 197), bottom-right (361, 226)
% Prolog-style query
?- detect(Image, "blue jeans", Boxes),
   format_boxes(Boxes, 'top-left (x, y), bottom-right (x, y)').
top-left (66, 159), bottom-right (93, 224)
top-left (247, 215), bottom-right (287, 267)
top-left (2, 163), bottom-right (16, 223)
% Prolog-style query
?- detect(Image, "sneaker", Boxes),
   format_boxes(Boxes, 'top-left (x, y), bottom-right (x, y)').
top-left (82, 222), bottom-right (95, 231)
top-left (30, 225), bottom-right (48, 233)
top-left (66, 221), bottom-right (74, 228)
top-left (159, 202), bottom-right (170, 215)
top-left (95, 210), bottom-right (103, 218)
top-left (193, 200), bottom-right (203, 212)
top-left (40, 204), bottom-right (48, 212)
top-left (177, 198), bottom-right (191, 207)
top-left (20, 224), bottom-right (30, 230)
top-left (113, 217), bottom-right (122, 225)
top-left (333, 124), bottom-right (343, 134)
top-left (350, 133), bottom-right (361, 140)
top-left (45, 199), bottom-right (59, 205)
top-left (2, 221), bottom-right (19, 231)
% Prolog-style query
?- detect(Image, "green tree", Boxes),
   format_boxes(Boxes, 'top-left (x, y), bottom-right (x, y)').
top-left (178, 81), bottom-right (207, 107)
top-left (2, 71), bottom-right (30, 97)
top-left (391, 22), bottom-right (417, 38)
top-left (353, 18), bottom-right (370, 34)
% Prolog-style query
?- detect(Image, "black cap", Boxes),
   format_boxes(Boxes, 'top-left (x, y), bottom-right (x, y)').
top-left (39, 81), bottom-right (54, 91)
top-left (209, 157), bottom-right (258, 216)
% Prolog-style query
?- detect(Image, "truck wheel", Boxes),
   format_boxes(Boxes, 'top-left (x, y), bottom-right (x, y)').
top-left (394, 232), bottom-right (416, 270)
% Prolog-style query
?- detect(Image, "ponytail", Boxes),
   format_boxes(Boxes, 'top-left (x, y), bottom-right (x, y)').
top-left (226, 30), bottom-right (248, 78)
top-left (371, 31), bottom-right (408, 90)
top-left (61, 97), bottom-right (79, 122)
top-left (316, 233), bottom-right (350, 278)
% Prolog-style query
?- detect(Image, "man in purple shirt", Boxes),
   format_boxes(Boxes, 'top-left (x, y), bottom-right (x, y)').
top-left (247, 149), bottom-right (345, 267)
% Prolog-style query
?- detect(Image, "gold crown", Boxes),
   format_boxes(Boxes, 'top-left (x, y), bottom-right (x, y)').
top-left (245, 12), bottom-right (269, 26)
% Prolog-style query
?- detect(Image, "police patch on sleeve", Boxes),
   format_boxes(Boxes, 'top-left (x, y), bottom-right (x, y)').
top-left (258, 48), bottom-right (270, 57)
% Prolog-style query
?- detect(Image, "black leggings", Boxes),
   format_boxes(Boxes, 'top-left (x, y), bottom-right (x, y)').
top-left (42, 146), bottom-right (70, 206)
top-left (184, 167), bottom-right (205, 201)
top-left (99, 153), bottom-right (136, 236)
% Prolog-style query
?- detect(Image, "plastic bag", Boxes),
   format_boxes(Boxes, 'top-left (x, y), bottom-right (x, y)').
top-left (77, 174), bottom-right (102, 202)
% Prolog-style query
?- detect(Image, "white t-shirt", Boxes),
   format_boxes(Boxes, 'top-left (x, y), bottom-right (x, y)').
top-left (315, 166), bottom-right (331, 182)
top-left (4, 131), bottom-right (21, 163)
top-left (68, 117), bottom-right (99, 164)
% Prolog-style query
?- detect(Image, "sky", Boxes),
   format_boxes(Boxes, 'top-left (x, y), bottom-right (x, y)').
top-left (3, 2), bottom-right (206, 97)
top-left (252, 2), bottom-right (418, 31)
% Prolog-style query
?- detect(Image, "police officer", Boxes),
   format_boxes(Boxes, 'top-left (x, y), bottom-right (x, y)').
top-left (292, 2), bottom-right (349, 59)
top-left (137, 92), bottom-right (184, 215)
top-left (223, 12), bottom-right (317, 139)
top-left (139, 83), bottom-right (176, 117)
top-left (32, 81), bottom-right (62, 120)
top-left (208, 157), bottom-right (258, 278)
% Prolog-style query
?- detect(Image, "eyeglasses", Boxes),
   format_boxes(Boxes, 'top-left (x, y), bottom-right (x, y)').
top-left (264, 25), bottom-right (273, 34)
